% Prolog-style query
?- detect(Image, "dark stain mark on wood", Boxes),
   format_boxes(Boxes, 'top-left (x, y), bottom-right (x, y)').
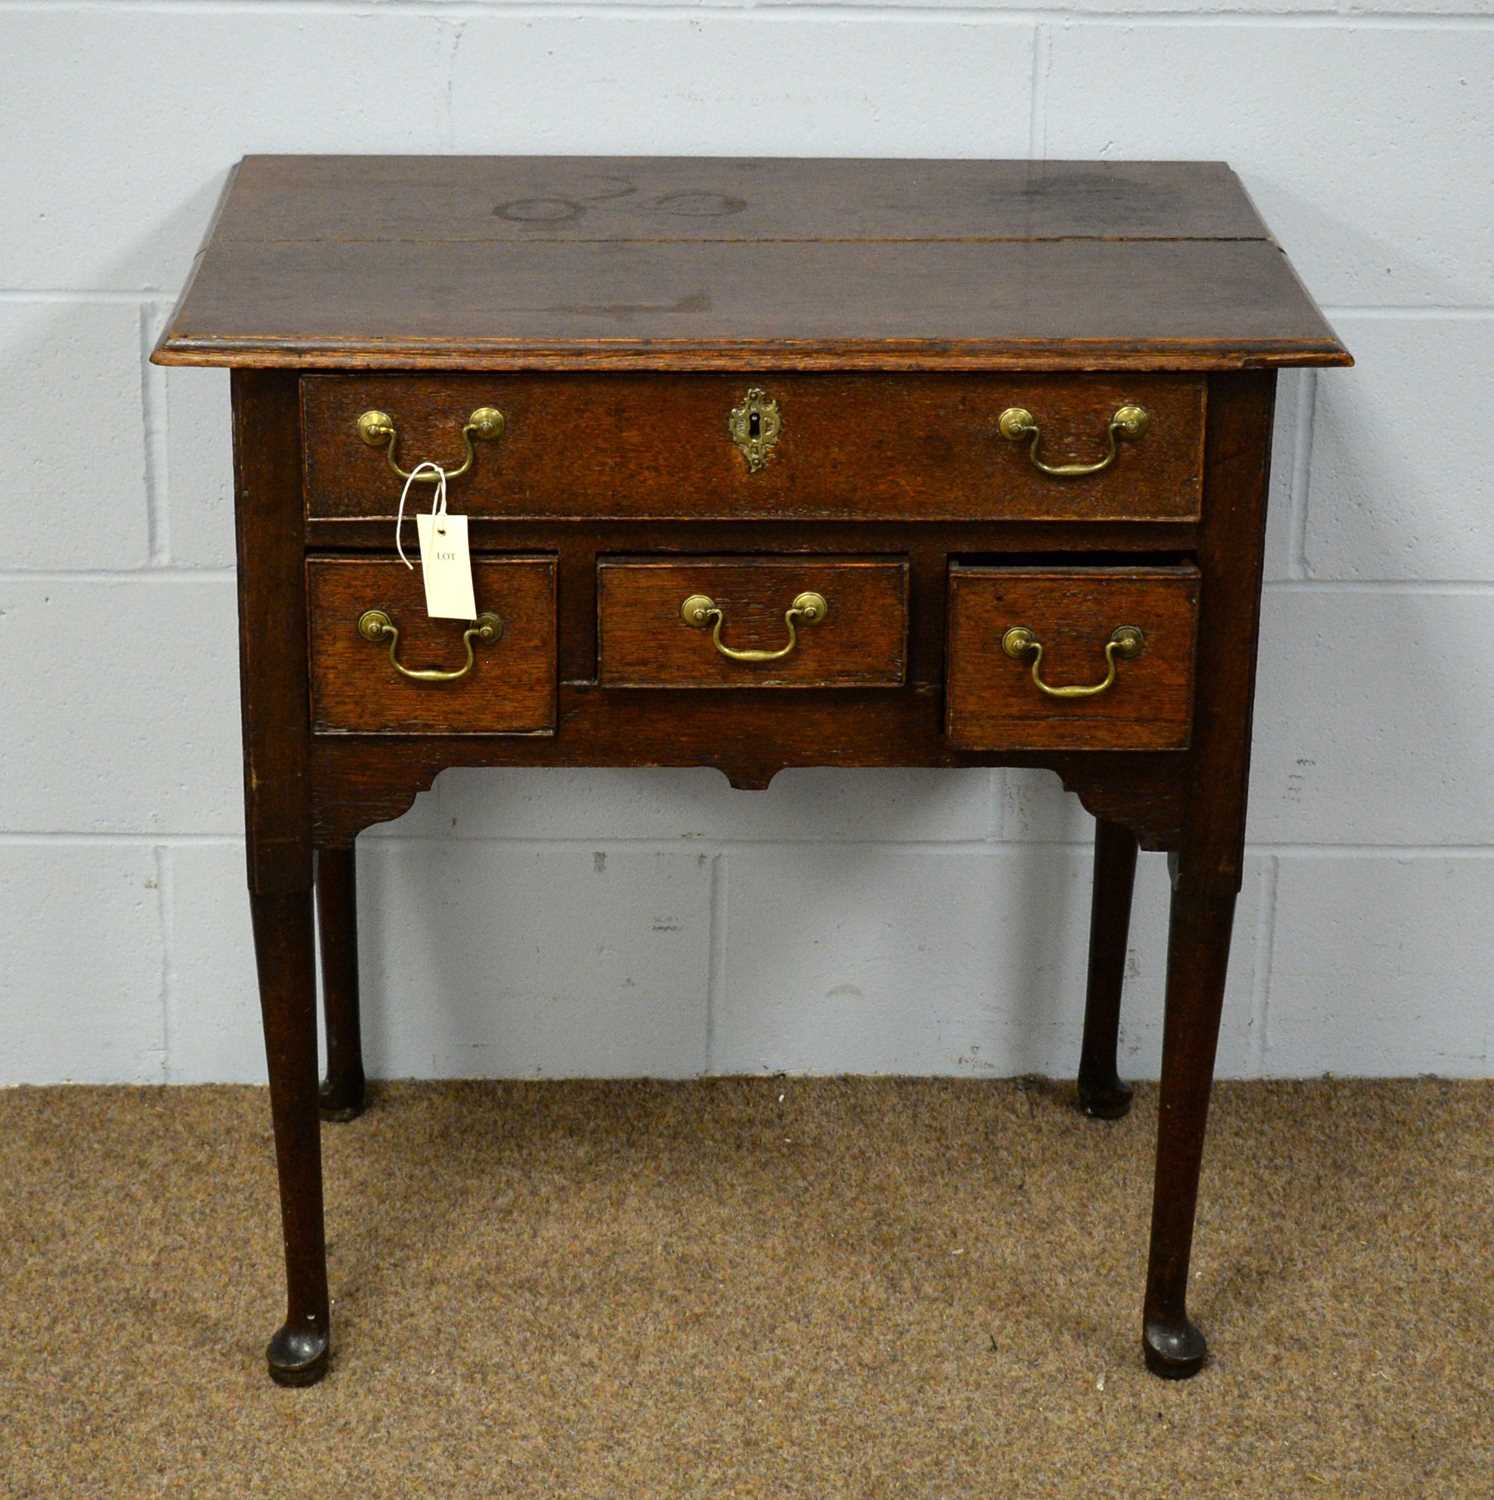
top-left (655, 190), bottom-right (748, 218)
top-left (529, 290), bottom-right (713, 321)
top-left (492, 197), bottom-right (589, 225)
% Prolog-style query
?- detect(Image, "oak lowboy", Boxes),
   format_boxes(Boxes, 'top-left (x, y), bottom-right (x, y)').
top-left (153, 155), bottom-right (1350, 1388)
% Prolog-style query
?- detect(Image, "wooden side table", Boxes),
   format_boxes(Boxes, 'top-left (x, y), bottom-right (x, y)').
top-left (153, 156), bottom-right (1350, 1386)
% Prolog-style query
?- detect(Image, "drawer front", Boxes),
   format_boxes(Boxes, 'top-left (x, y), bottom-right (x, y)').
top-left (946, 565), bottom-right (1199, 751)
top-left (308, 557), bottom-right (556, 734)
top-left (598, 556), bottom-right (908, 688)
top-left (303, 373), bottom-right (1204, 524)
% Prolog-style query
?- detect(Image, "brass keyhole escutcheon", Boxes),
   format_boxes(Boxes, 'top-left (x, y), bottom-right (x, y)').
top-left (728, 387), bottom-right (782, 473)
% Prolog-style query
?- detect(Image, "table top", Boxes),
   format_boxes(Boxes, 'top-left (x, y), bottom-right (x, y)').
top-left (152, 156), bottom-right (1349, 373)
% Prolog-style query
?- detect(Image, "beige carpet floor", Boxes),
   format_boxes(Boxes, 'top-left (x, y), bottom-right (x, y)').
top-left (2, 1077), bottom-right (1490, 1498)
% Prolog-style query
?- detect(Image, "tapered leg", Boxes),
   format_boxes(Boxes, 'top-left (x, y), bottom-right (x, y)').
top-left (232, 370), bottom-right (329, 1386)
top-left (1077, 818), bottom-right (1138, 1119)
top-left (1142, 869), bottom-right (1236, 1379)
top-left (251, 887), bottom-right (331, 1387)
top-left (316, 846), bottom-right (366, 1122)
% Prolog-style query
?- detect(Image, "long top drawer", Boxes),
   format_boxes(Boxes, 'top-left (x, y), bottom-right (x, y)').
top-left (302, 372), bottom-right (1205, 524)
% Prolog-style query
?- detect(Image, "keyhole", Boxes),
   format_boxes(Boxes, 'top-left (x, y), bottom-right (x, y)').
top-left (748, 410), bottom-right (761, 440)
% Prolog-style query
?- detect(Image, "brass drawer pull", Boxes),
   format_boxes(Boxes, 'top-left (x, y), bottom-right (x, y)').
top-left (356, 406), bottom-right (506, 482)
top-left (1001, 624), bottom-right (1144, 699)
top-left (681, 590), bottom-right (827, 663)
top-left (997, 404), bottom-right (1150, 478)
top-left (357, 609), bottom-right (503, 683)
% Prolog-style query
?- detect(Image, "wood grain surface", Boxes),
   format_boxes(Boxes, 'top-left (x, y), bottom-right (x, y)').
top-left (203, 156), bottom-right (1276, 244)
top-left (598, 556), bottom-right (908, 688)
top-left (945, 565), bottom-right (1200, 751)
top-left (303, 372), bottom-right (1204, 523)
top-left (232, 371), bottom-right (313, 894)
top-left (307, 557), bottom-right (556, 735)
top-left (308, 689), bottom-right (1190, 846)
top-left (152, 158), bottom-right (1349, 372)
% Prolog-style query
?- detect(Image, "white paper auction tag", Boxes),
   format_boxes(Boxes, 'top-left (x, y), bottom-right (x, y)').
top-left (415, 510), bottom-right (476, 621)
top-left (393, 461), bottom-right (478, 622)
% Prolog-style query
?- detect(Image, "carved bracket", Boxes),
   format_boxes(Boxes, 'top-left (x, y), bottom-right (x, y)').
top-left (312, 742), bottom-right (1186, 850)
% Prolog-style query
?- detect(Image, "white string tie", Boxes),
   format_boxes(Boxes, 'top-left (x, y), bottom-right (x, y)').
top-left (395, 461), bottom-right (448, 569)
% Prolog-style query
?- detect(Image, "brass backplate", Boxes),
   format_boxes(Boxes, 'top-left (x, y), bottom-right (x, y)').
top-left (727, 387), bottom-right (782, 474)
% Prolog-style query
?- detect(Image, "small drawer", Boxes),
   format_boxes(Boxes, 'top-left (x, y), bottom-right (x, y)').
top-left (946, 564), bottom-right (1199, 751)
top-left (308, 557), bottom-right (556, 734)
top-left (598, 556), bottom-right (908, 688)
top-left (302, 373), bottom-right (1203, 524)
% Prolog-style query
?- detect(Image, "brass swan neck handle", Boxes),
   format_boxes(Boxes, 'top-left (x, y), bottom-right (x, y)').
top-left (997, 404), bottom-right (1150, 478)
top-left (681, 591), bottom-right (828, 664)
top-left (357, 609), bottom-right (504, 683)
top-left (356, 406), bottom-right (506, 483)
top-left (1001, 624), bottom-right (1145, 699)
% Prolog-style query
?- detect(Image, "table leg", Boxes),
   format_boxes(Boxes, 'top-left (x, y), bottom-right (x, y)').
top-left (1077, 817), bottom-right (1138, 1119)
top-left (250, 884), bottom-right (331, 1387)
top-left (231, 369), bottom-right (329, 1385)
top-left (1141, 864), bottom-right (1236, 1379)
top-left (1135, 368), bottom-right (1273, 1377)
top-left (316, 845), bottom-right (366, 1122)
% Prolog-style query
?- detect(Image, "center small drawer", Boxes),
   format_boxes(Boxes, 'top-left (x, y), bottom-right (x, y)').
top-left (598, 556), bottom-right (908, 688)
